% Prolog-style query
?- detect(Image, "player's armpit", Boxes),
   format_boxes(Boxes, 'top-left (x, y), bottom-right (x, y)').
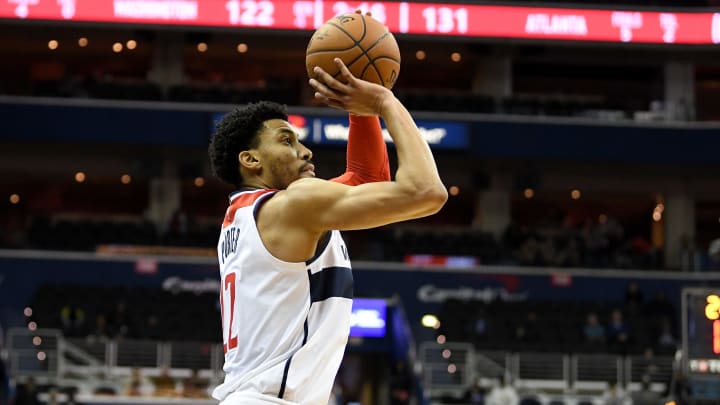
top-left (277, 177), bottom-right (445, 232)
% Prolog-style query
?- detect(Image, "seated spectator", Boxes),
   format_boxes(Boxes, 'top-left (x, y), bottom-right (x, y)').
top-left (14, 376), bottom-right (40, 405)
top-left (485, 376), bottom-right (519, 405)
top-left (60, 305), bottom-right (86, 337)
top-left (515, 311), bottom-right (542, 344)
top-left (606, 309), bottom-right (631, 353)
top-left (583, 312), bottom-right (606, 345)
top-left (182, 369), bottom-right (208, 398)
top-left (124, 368), bottom-right (154, 397)
top-left (624, 282), bottom-right (643, 315)
top-left (630, 375), bottom-right (662, 405)
top-left (152, 367), bottom-right (177, 397)
top-left (86, 314), bottom-right (111, 343)
top-left (600, 380), bottom-right (629, 405)
top-left (656, 317), bottom-right (677, 354)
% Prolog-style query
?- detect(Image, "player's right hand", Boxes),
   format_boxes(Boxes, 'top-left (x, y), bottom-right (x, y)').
top-left (309, 58), bottom-right (393, 117)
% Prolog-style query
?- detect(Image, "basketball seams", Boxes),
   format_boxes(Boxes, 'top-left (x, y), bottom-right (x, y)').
top-left (306, 13), bottom-right (399, 88)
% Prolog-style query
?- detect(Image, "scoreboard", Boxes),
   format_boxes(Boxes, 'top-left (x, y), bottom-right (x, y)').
top-left (1, 0), bottom-right (720, 45)
top-left (682, 288), bottom-right (720, 375)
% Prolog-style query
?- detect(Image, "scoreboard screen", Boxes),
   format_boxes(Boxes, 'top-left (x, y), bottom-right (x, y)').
top-left (682, 288), bottom-right (720, 375)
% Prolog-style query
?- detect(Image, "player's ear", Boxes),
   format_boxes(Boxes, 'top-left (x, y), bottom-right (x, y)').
top-left (239, 150), bottom-right (261, 170)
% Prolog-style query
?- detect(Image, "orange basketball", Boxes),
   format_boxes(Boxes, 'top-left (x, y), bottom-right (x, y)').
top-left (306, 13), bottom-right (401, 89)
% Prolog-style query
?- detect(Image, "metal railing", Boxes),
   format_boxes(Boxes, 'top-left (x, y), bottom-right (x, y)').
top-left (420, 342), bottom-right (674, 397)
top-left (7, 328), bottom-right (224, 384)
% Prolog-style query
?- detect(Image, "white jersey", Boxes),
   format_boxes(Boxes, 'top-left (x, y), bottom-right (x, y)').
top-left (213, 189), bottom-right (353, 405)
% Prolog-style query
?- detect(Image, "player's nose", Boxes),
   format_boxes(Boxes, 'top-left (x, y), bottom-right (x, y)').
top-left (299, 143), bottom-right (313, 161)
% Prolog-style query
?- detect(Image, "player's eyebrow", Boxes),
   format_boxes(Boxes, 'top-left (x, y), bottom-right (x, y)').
top-left (275, 127), bottom-right (298, 138)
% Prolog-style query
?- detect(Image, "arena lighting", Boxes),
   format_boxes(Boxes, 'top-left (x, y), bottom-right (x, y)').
top-left (442, 349), bottom-right (452, 359)
top-left (450, 52), bottom-right (461, 62)
top-left (126, 39), bottom-right (137, 49)
top-left (47, 39), bottom-right (58, 50)
top-left (28, 321), bottom-right (37, 331)
top-left (236, 43), bottom-right (248, 53)
top-left (421, 314), bottom-right (440, 328)
top-left (194, 177), bottom-right (205, 187)
top-left (32, 336), bottom-right (42, 346)
top-left (598, 213), bottom-right (608, 224)
top-left (448, 185), bottom-right (459, 196)
top-left (37, 352), bottom-right (46, 361)
top-left (112, 42), bottom-right (123, 52)
top-left (447, 364), bottom-right (457, 373)
top-left (523, 188), bottom-right (534, 199)
top-left (4, 1), bottom-right (719, 45)
top-left (570, 189), bottom-right (581, 200)
top-left (436, 334), bottom-right (446, 344)
top-left (23, 307), bottom-right (32, 317)
top-left (415, 50), bottom-right (426, 60)
top-left (120, 174), bottom-right (131, 184)
top-left (78, 37), bottom-right (88, 47)
top-left (9, 193), bottom-right (20, 204)
top-left (197, 42), bottom-right (208, 52)
top-left (74, 171), bottom-right (86, 183)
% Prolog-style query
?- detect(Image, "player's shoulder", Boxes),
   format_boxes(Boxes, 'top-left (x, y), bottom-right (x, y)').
top-left (229, 188), bottom-right (276, 209)
top-left (222, 189), bottom-right (277, 228)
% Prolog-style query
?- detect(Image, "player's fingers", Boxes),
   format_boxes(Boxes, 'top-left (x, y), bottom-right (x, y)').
top-left (309, 78), bottom-right (339, 100)
top-left (333, 58), bottom-right (357, 86)
top-left (312, 66), bottom-right (349, 93)
top-left (314, 91), bottom-right (344, 110)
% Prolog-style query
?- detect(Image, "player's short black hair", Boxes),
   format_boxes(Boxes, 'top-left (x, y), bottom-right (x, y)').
top-left (208, 101), bottom-right (288, 186)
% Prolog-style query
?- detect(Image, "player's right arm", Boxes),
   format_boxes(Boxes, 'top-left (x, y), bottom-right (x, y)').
top-left (273, 59), bottom-right (447, 232)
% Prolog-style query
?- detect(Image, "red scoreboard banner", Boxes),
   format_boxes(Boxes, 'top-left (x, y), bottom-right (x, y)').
top-left (2, 0), bottom-right (720, 45)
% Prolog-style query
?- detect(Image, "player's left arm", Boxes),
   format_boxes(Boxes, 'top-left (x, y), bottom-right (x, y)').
top-left (329, 115), bottom-right (390, 186)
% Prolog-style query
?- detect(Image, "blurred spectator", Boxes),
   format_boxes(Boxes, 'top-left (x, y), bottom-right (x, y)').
top-left (87, 314), bottom-right (111, 342)
top-left (59, 305), bottom-right (86, 337)
top-left (152, 367), bottom-right (177, 397)
top-left (467, 378), bottom-right (486, 405)
top-left (707, 238), bottom-right (720, 270)
top-left (630, 375), bottom-right (661, 405)
top-left (582, 311), bottom-right (606, 346)
top-left (389, 361), bottom-right (412, 405)
top-left (14, 376), bottom-right (40, 405)
top-left (485, 377), bottom-right (519, 405)
top-left (124, 368), bottom-right (154, 397)
top-left (640, 348), bottom-right (660, 380)
top-left (139, 314), bottom-right (161, 340)
top-left (515, 311), bottom-right (542, 344)
top-left (679, 233), bottom-right (700, 272)
top-left (646, 291), bottom-right (674, 318)
top-left (554, 235), bottom-right (581, 267)
top-left (624, 282), bottom-right (643, 315)
top-left (182, 369), bottom-right (208, 398)
top-left (606, 309), bottom-right (630, 353)
top-left (600, 380), bottom-right (629, 405)
top-left (656, 317), bottom-right (677, 354)
top-left (107, 300), bottom-right (132, 339)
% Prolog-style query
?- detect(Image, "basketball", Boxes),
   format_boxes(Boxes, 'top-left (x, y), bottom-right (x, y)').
top-left (306, 13), bottom-right (401, 89)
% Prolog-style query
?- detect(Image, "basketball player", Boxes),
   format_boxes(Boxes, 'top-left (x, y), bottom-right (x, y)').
top-left (208, 58), bottom-right (447, 405)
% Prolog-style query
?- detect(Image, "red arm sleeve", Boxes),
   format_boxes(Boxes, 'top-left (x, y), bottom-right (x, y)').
top-left (329, 115), bottom-right (391, 186)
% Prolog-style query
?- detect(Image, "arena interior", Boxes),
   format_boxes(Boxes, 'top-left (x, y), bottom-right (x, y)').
top-left (1, 0), bottom-right (720, 404)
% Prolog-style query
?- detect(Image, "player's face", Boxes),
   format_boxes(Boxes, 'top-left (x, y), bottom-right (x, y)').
top-left (256, 119), bottom-right (314, 189)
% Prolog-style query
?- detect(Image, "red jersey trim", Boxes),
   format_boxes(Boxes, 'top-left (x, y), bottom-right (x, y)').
top-left (222, 189), bottom-right (276, 229)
